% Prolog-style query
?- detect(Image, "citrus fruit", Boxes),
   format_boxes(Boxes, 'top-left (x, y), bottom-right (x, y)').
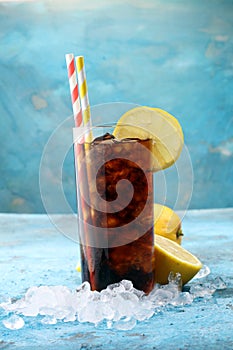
top-left (154, 203), bottom-right (183, 244)
top-left (113, 106), bottom-right (184, 171)
top-left (76, 263), bottom-right (81, 272)
top-left (154, 235), bottom-right (202, 285)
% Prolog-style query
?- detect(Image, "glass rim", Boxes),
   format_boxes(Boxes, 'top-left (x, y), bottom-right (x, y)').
top-left (73, 122), bottom-right (153, 143)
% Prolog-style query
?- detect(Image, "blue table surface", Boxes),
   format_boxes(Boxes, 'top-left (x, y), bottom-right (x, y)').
top-left (0, 209), bottom-right (233, 349)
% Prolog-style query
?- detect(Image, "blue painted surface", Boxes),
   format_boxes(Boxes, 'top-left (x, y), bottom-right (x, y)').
top-left (0, 0), bottom-right (233, 213)
top-left (0, 209), bottom-right (233, 349)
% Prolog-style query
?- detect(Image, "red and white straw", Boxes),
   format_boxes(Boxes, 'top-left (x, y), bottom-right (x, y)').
top-left (65, 53), bottom-right (83, 128)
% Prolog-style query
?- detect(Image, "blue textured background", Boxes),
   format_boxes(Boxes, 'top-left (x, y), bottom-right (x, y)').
top-left (0, 0), bottom-right (232, 213)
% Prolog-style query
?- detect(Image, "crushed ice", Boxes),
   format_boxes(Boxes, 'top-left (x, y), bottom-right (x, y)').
top-left (0, 271), bottom-right (227, 331)
top-left (192, 265), bottom-right (211, 279)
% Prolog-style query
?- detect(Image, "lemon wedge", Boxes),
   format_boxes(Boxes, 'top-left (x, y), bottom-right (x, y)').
top-left (113, 106), bottom-right (184, 171)
top-left (154, 235), bottom-right (202, 285)
top-left (154, 203), bottom-right (183, 245)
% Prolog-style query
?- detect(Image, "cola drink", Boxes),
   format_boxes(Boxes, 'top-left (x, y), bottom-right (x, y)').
top-left (75, 131), bottom-right (155, 294)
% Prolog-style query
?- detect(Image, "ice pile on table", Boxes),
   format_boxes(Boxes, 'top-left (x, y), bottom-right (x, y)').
top-left (0, 271), bottom-right (226, 331)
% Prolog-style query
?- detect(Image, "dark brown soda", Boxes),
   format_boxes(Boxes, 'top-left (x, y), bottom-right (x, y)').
top-left (75, 134), bottom-right (155, 294)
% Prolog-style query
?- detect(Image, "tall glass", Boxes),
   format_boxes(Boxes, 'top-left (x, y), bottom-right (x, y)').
top-left (73, 124), bottom-right (155, 294)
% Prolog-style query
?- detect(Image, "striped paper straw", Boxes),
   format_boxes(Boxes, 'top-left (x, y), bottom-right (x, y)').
top-left (65, 53), bottom-right (83, 128)
top-left (66, 54), bottom-right (96, 289)
top-left (75, 56), bottom-right (92, 141)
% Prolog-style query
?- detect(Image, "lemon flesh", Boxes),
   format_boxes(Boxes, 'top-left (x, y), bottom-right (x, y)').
top-left (113, 106), bottom-right (184, 171)
top-left (154, 203), bottom-right (183, 245)
top-left (154, 235), bottom-right (202, 285)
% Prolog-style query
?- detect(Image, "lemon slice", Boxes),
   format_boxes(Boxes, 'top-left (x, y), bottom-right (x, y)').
top-left (154, 235), bottom-right (202, 285)
top-left (113, 106), bottom-right (184, 171)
